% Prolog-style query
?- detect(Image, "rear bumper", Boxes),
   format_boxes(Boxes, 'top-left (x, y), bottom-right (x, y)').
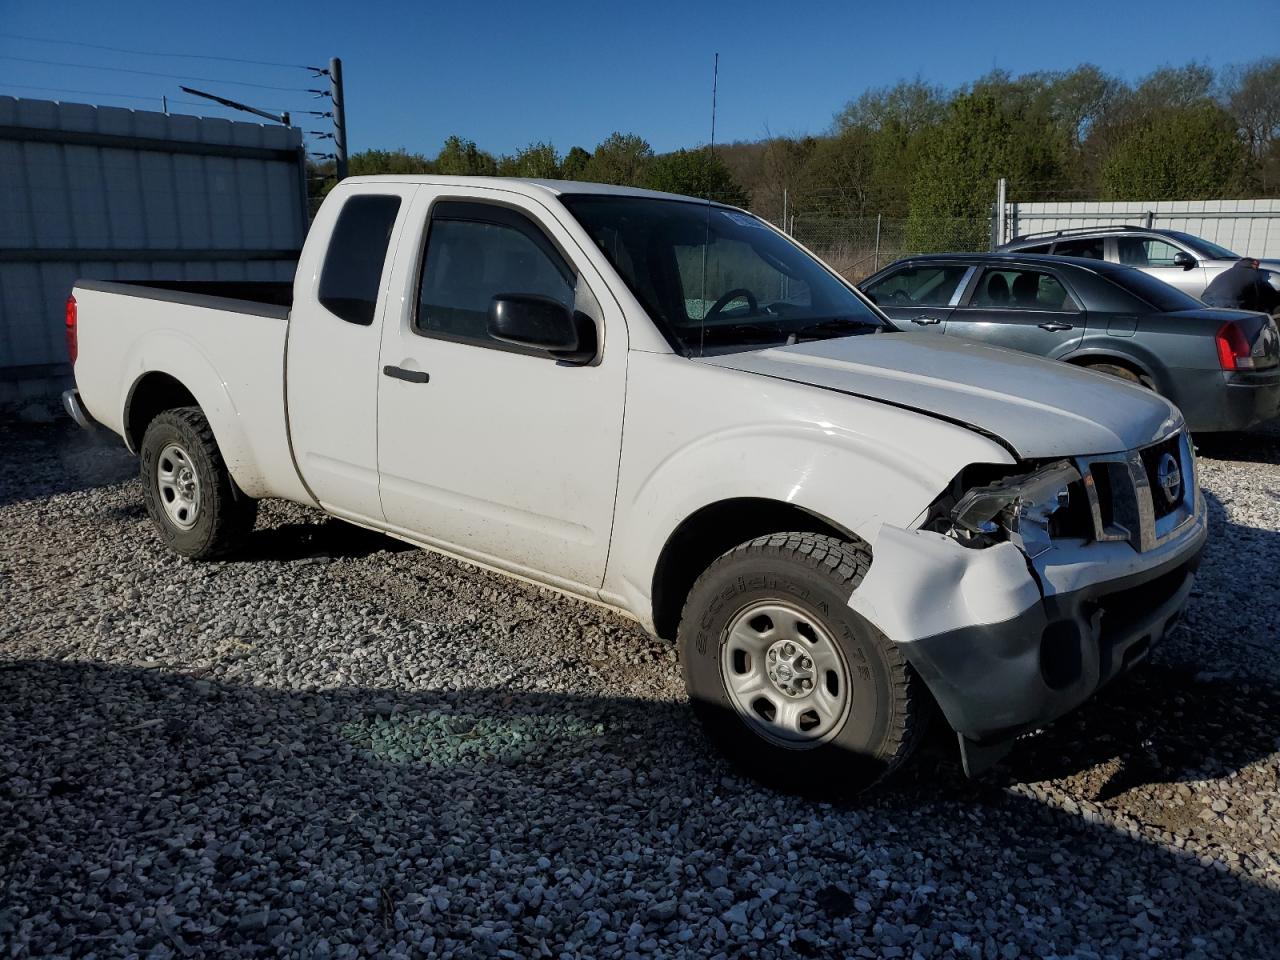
top-left (1179, 366), bottom-right (1280, 432)
top-left (61, 388), bottom-right (96, 430)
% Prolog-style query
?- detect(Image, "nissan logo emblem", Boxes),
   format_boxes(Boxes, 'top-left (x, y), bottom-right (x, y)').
top-left (1157, 453), bottom-right (1181, 506)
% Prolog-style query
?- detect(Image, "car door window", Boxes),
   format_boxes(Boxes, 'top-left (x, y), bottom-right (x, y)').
top-left (1117, 236), bottom-right (1184, 267)
top-left (864, 264), bottom-right (970, 307)
top-left (416, 201), bottom-right (575, 348)
top-left (1053, 237), bottom-right (1105, 260)
top-left (968, 269), bottom-right (1079, 311)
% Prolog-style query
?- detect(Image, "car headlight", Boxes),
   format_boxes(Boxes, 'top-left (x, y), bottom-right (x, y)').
top-left (950, 460), bottom-right (1081, 557)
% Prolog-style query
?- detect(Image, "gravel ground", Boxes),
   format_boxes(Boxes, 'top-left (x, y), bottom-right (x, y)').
top-left (3, 412), bottom-right (1280, 959)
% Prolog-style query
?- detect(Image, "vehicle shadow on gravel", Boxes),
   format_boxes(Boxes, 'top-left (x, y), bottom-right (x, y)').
top-left (238, 518), bottom-right (414, 563)
top-left (0, 418), bottom-right (135, 508)
top-left (2, 658), bottom-right (1277, 957)
top-left (1195, 423), bottom-right (1280, 465)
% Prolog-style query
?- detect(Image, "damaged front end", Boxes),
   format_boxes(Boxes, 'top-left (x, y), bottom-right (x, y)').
top-left (849, 437), bottom-right (1207, 776)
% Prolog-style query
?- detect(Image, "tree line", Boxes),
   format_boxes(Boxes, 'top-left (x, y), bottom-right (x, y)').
top-left (312, 58), bottom-right (1278, 251)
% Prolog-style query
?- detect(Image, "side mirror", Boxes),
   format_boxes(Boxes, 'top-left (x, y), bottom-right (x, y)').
top-left (488, 294), bottom-right (596, 364)
top-left (1173, 251), bottom-right (1196, 271)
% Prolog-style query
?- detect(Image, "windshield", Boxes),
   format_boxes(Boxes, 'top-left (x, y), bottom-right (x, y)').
top-left (1165, 231), bottom-right (1239, 261)
top-left (560, 194), bottom-right (884, 354)
top-left (1109, 266), bottom-right (1206, 312)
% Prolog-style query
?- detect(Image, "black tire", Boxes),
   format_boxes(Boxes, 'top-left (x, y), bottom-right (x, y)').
top-left (1087, 362), bottom-right (1151, 389)
top-left (139, 406), bottom-right (258, 559)
top-left (678, 533), bottom-right (924, 798)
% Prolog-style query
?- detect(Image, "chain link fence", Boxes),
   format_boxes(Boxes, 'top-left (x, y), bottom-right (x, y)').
top-left (772, 213), bottom-right (992, 282)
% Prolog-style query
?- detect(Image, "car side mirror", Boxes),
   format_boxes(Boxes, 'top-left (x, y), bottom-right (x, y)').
top-left (1173, 251), bottom-right (1196, 270)
top-left (488, 294), bottom-right (597, 364)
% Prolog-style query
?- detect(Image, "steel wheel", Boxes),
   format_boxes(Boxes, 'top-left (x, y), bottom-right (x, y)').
top-left (719, 600), bottom-right (852, 748)
top-left (155, 442), bottom-right (201, 530)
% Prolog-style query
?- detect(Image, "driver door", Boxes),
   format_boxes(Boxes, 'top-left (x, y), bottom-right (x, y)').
top-left (374, 187), bottom-right (628, 595)
top-left (1114, 235), bottom-right (1207, 296)
top-left (860, 262), bottom-right (973, 334)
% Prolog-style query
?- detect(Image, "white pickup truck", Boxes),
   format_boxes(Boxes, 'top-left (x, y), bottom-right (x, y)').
top-left (65, 177), bottom-right (1208, 794)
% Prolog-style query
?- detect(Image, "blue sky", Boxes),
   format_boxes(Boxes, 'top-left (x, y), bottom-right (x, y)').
top-left (3, 0), bottom-right (1277, 159)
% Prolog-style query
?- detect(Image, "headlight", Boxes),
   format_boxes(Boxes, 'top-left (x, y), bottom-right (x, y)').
top-left (950, 460), bottom-right (1080, 557)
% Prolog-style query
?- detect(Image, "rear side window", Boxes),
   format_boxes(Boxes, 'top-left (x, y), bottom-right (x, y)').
top-left (968, 268), bottom-right (1079, 311)
top-left (416, 201), bottom-right (575, 348)
top-left (864, 264), bottom-right (970, 307)
top-left (1053, 237), bottom-right (1105, 260)
top-left (318, 194), bottom-right (402, 325)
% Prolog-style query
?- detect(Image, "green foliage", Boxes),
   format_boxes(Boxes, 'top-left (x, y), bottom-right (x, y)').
top-left (583, 132), bottom-right (653, 186)
top-left (347, 148), bottom-right (434, 176)
top-left (497, 141), bottom-right (561, 179)
top-left (643, 147), bottom-right (748, 204)
top-left (560, 146), bottom-right (592, 181)
top-left (435, 135), bottom-right (498, 176)
top-left (906, 93), bottom-right (1060, 250)
top-left (1101, 104), bottom-right (1250, 200)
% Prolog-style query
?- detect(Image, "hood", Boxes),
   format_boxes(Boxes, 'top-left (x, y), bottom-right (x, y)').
top-left (697, 333), bottom-right (1183, 458)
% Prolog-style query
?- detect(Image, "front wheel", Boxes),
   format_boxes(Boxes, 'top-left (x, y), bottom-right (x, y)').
top-left (678, 533), bottom-right (924, 797)
top-left (139, 406), bottom-right (258, 559)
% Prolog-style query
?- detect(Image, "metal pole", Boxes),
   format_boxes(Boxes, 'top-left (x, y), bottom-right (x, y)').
top-left (995, 177), bottom-right (1008, 249)
top-left (161, 95), bottom-right (168, 115)
top-left (782, 188), bottom-right (788, 233)
top-left (330, 56), bottom-right (348, 180)
top-left (874, 214), bottom-right (882, 271)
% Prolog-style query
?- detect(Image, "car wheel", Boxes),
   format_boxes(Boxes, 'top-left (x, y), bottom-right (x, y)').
top-left (139, 406), bottom-right (258, 559)
top-left (1087, 362), bottom-right (1152, 389)
top-left (678, 532), bottom-right (924, 797)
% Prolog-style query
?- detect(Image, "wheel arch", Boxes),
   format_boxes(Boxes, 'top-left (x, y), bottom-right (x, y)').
top-left (649, 497), bottom-right (864, 642)
top-left (1063, 345), bottom-right (1163, 390)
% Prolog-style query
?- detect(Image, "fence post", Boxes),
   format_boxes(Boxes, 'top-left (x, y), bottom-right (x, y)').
top-left (993, 177), bottom-right (1008, 250)
top-left (874, 214), bottom-right (882, 271)
top-left (782, 188), bottom-right (788, 233)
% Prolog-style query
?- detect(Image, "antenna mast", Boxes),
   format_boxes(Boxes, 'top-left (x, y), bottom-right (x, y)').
top-left (710, 52), bottom-right (719, 152)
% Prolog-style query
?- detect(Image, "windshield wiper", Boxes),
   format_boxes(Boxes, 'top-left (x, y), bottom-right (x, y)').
top-left (695, 321), bottom-right (788, 344)
top-left (789, 318), bottom-right (881, 342)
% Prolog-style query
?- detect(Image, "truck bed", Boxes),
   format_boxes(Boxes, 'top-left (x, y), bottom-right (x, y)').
top-left (76, 279), bottom-right (293, 318)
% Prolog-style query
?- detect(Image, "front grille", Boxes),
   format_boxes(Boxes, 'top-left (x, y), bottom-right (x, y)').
top-left (1139, 434), bottom-right (1183, 520)
top-left (1077, 430), bottom-right (1194, 552)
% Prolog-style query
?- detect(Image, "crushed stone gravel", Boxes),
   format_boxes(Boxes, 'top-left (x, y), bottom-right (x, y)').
top-left (2, 414), bottom-right (1280, 958)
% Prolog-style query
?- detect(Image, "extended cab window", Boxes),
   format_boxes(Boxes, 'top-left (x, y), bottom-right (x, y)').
top-left (864, 264), bottom-right (970, 307)
top-left (318, 194), bottom-right (402, 325)
top-left (968, 268), bottom-right (1079, 311)
top-left (416, 201), bottom-right (574, 348)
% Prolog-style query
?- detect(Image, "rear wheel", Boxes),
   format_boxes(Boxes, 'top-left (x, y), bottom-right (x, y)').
top-left (1086, 362), bottom-right (1152, 389)
top-left (140, 406), bottom-right (257, 559)
top-left (678, 533), bottom-right (924, 797)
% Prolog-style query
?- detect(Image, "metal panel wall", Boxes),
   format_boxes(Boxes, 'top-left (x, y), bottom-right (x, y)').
top-left (0, 96), bottom-right (307, 397)
top-left (1005, 199), bottom-right (1280, 259)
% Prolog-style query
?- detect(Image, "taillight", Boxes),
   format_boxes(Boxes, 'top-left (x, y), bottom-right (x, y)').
top-left (1215, 321), bottom-right (1254, 371)
top-left (65, 294), bottom-right (78, 365)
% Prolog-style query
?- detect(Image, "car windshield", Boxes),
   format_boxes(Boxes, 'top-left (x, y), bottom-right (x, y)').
top-left (1109, 266), bottom-right (1206, 312)
top-left (560, 194), bottom-right (884, 354)
top-left (1165, 231), bottom-right (1239, 261)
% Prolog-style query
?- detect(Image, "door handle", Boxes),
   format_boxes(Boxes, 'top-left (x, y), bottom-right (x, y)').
top-left (1038, 322), bottom-right (1073, 332)
top-left (911, 316), bottom-right (943, 325)
top-left (383, 365), bottom-right (430, 384)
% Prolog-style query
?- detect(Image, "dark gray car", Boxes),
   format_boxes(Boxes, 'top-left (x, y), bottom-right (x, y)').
top-left (859, 253), bottom-right (1280, 432)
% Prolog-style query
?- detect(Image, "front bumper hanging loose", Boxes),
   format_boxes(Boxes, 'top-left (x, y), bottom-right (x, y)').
top-left (848, 491), bottom-right (1207, 775)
